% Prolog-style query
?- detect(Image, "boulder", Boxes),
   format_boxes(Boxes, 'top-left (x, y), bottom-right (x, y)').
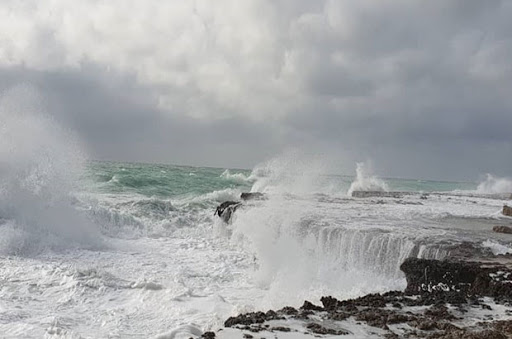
top-left (240, 192), bottom-right (265, 201)
top-left (503, 205), bottom-right (512, 217)
top-left (400, 258), bottom-right (481, 295)
top-left (400, 258), bottom-right (512, 300)
top-left (351, 191), bottom-right (403, 198)
top-left (493, 226), bottom-right (512, 234)
top-left (214, 201), bottom-right (241, 223)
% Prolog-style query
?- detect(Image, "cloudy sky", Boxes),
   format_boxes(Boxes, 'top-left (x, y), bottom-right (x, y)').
top-left (0, 0), bottom-right (511, 181)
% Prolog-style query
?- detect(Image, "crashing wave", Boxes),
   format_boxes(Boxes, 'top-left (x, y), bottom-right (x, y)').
top-left (0, 86), bottom-right (102, 255)
top-left (347, 162), bottom-right (389, 196)
top-left (476, 174), bottom-right (512, 194)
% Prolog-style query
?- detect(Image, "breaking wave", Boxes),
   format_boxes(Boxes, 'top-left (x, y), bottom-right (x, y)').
top-left (476, 174), bottom-right (512, 194)
top-left (347, 162), bottom-right (389, 196)
top-left (0, 86), bottom-right (102, 255)
top-left (220, 169), bottom-right (252, 183)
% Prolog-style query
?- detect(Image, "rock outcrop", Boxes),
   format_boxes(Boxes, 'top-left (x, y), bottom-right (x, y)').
top-left (240, 192), bottom-right (265, 201)
top-left (214, 201), bottom-right (241, 223)
top-left (220, 258), bottom-right (512, 338)
top-left (493, 225), bottom-right (512, 234)
top-left (503, 205), bottom-right (512, 217)
top-left (215, 193), bottom-right (265, 223)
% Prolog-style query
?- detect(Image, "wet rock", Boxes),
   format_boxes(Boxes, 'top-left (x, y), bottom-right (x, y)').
top-left (493, 225), bottom-right (512, 234)
top-left (306, 323), bottom-right (349, 335)
top-left (224, 312), bottom-right (267, 327)
top-left (415, 319), bottom-right (438, 331)
top-left (400, 258), bottom-right (481, 295)
top-left (277, 306), bottom-right (298, 315)
top-left (504, 205), bottom-right (512, 217)
top-left (351, 191), bottom-right (404, 198)
top-left (300, 300), bottom-right (323, 312)
top-left (271, 326), bottom-right (291, 332)
top-left (240, 192), bottom-right (265, 201)
top-left (214, 201), bottom-right (241, 223)
top-left (424, 304), bottom-right (456, 321)
top-left (320, 296), bottom-right (340, 311)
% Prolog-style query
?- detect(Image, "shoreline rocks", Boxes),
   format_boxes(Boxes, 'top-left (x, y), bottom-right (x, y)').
top-left (504, 205), bottom-right (512, 217)
top-left (215, 192), bottom-right (265, 223)
top-left (494, 225), bottom-right (512, 234)
top-left (219, 258), bottom-right (512, 338)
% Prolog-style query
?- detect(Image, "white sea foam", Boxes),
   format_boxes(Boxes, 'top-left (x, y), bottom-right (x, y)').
top-left (347, 162), bottom-right (388, 196)
top-left (249, 152), bottom-right (347, 196)
top-left (0, 86), bottom-right (102, 255)
top-left (482, 239), bottom-right (512, 255)
top-left (476, 174), bottom-right (512, 194)
top-left (220, 169), bottom-right (252, 183)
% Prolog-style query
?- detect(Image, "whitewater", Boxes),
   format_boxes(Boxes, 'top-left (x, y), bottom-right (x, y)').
top-left (1, 91), bottom-right (512, 338)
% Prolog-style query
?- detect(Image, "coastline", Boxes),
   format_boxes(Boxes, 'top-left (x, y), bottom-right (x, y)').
top-left (211, 254), bottom-right (512, 339)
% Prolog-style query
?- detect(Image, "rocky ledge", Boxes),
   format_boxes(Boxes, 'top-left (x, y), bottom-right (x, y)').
top-left (214, 257), bottom-right (512, 338)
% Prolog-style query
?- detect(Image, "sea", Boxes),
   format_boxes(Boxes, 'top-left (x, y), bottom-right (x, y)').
top-left (2, 98), bottom-right (512, 339)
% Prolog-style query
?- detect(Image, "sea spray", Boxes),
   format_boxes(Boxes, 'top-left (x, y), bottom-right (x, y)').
top-left (476, 174), bottom-right (512, 194)
top-left (248, 152), bottom-right (350, 195)
top-left (347, 162), bottom-right (389, 196)
top-left (220, 169), bottom-right (252, 183)
top-left (0, 86), bottom-right (102, 255)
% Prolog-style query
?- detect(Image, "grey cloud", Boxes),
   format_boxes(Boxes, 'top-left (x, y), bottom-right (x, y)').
top-left (0, 1), bottom-right (511, 181)
top-left (0, 66), bottom-right (277, 169)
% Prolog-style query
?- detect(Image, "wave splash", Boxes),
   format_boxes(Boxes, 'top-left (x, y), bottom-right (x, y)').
top-left (220, 169), bottom-right (252, 183)
top-left (0, 86), bottom-right (102, 255)
top-left (476, 174), bottom-right (512, 194)
top-left (347, 162), bottom-right (389, 196)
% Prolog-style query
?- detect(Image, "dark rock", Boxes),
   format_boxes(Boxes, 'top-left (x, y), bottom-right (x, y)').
top-left (351, 191), bottom-right (403, 198)
top-left (201, 332), bottom-right (215, 338)
top-left (214, 201), bottom-right (241, 223)
top-left (493, 225), bottom-right (512, 234)
top-left (240, 192), bottom-right (265, 201)
top-left (305, 323), bottom-right (349, 335)
top-left (400, 258), bottom-right (480, 295)
top-left (415, 319), bottom-right (438, 331)
top-left (355, 308), bottom-right (390, 329)
top-left (424, 304), bottom-right (456, 321)
top-left (504, 205), bottom-right (512, 217)
top-left (271, 327), bottom-right (291, 332)
top-left (300, 300), bottom-right (323, 312)
top-left (320, 296), bottom-right (339, 311)
top-left (224, 312), bottom-right (266, 327)
top-left (242, 334), bottom-right (253, 339)
top-left (277, 306), bottom-right (298, 315)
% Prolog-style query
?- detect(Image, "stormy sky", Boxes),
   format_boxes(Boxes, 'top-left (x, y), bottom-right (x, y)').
top-left (1, 1), bottom-right (511, 181)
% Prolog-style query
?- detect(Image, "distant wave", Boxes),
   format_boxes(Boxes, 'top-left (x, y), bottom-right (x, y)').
top-left (220, 169), bottom-right (252, 183)
top-left (476, 174), bottom-right (512, 194)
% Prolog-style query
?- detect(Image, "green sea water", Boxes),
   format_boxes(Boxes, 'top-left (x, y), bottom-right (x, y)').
top-left (82, 160), bottom-right (478, 199)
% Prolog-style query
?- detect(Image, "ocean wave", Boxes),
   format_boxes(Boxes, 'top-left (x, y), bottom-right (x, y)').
top-left (247, 152), bottom-right (348, 196)
top-left (220, 169), bottom-right (252, 183)
top-left (347, 162), bottom-right (388, 196)
top-left (0, 86), bottom-right (103, 255)
top-left (476, 174), bottom-right (512, 194)
top-left (482, 239), bottom-right (512, 255)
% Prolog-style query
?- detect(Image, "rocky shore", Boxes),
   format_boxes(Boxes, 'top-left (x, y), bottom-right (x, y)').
top-left (209, 256), bottom-right (512, 338)
top-left (208, 193), bottom-right (512, 338)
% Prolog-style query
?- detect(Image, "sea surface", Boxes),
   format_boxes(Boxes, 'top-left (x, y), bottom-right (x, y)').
top-left (1, 155), bottom-right (512, 338)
